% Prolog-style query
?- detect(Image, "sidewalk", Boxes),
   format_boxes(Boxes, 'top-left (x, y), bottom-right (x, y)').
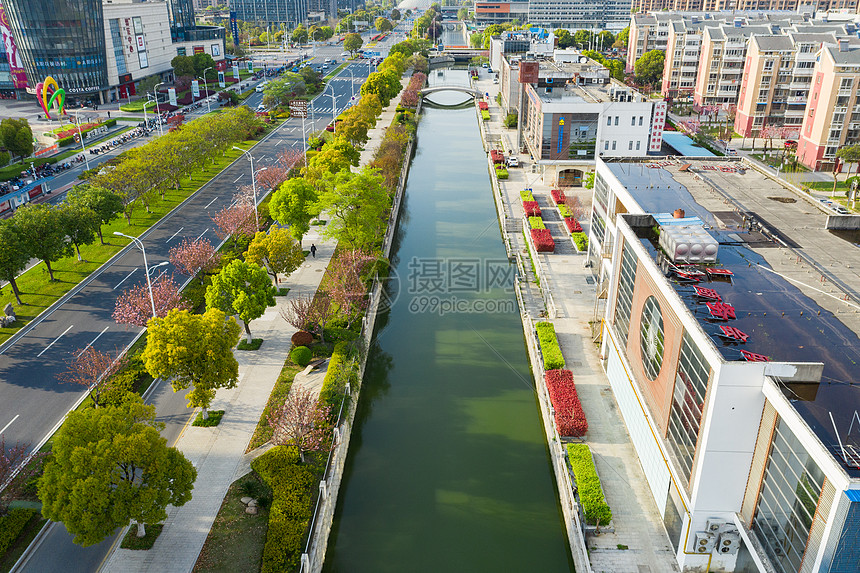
top-left (475, 74), bottom-right (680, 573)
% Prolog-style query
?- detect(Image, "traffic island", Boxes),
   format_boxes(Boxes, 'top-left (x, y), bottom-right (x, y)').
top-left (192, 410), bottom-right (225, 427)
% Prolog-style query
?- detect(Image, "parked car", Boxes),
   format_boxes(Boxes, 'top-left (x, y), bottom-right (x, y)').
top-left (834, 206), bottom-right (851, 214)
top-left (726, 148), bottom-right (737, 156)
top-left (506, 156), bottom-right (519, 168)
top-left (784, 140), bottom-right (798, 148)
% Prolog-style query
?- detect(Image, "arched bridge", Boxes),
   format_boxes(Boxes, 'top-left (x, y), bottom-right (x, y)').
top-left (420, 85), bottom-right (483, 98)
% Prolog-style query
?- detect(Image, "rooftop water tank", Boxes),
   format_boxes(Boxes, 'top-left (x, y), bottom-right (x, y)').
top-left (659, 221), bottom-right (719, 264)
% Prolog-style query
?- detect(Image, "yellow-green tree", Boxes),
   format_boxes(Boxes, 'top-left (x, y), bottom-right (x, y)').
top-left (205, 260), bottom-right (276, 343)
top-left (269, 177), bottom-right (319, 244)
top-left (245, 228), bottom-right (305, 284)
top-left (143, 308), bottom-right (241, 419)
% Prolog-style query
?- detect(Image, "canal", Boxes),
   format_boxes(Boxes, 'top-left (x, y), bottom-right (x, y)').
top-left (323, 75), bottom-right (573, 572)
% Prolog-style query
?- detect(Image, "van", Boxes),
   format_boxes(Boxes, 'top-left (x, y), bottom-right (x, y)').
top-left (255, 82), bottom-right (268, 93)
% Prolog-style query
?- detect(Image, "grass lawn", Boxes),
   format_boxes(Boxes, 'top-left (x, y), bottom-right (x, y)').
top-left (120, 524), bottom-right (164, 550)
top-left (237, 338), bottom-right (263, 351)
top-left (119, 99), bottom-right (156, 112)
top-left (192, 473), bottom-right (270, 573)
top-left (0, 141), bottom-right (258, 347)
top-left (193, 410), bottom-right (225, 427)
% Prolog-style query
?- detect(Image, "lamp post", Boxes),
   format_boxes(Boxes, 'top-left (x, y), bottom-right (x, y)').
top-left (114, 232), bottom-right (168, 318)
top-left (233, 146), bottom-right (259, 228)
top-left (346, 66), bottom-right (356, 99)
top-left (154, 81), bottom-right (165, 136)
top-left (330, 89), bottom-right (337, 134)
top-left (74, 112), bottom-right (90, 170)
top-left (200, 67), bottom-right (213, 113)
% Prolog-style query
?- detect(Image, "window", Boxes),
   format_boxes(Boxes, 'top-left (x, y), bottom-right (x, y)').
top-left (636, 141), bottom-right (641, 150)
top-left (604, 140), bottom-right (609, 150)
top-left (607, 116), bottom-right (612, 126)
top-left (639, 116), bottom-right (644, 126)
top-left (752, 418), bottom-right (825, 573)
top-left (614, 116), bottom-right (619, 126)
top-left (613, 241), bottom-right (636, 342)
top-left (612, 141), bottom-right (617, 150)
top-left (632, 116), bottom-right (636, 126)
top-left (629, 141), bottom-right (634, 150)
top-left (639, 296), bottom-right (665, 379)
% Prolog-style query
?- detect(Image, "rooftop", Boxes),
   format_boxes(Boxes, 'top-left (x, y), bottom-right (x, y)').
top-left (605, 158), bottom-right (860, 476)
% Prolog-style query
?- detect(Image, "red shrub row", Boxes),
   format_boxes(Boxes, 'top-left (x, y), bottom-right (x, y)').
top-left (551, 189), bottom-right (566, 204)
top-left (478, 101), bottom-right (489, 110)
top-left (531, 228), bottom-right (555, 252)
top-left (54, 121), bottom-right (102, 140)
top-left (401, 72), bottom-right (426, 108)
top-left (523, 201), bottom-right (541, 217)
top-left (545, 369), bottom-right (588, 436)
top-left (490, 149), bottom-right (504, 164)
top-left (564, 217), bottom-right (582, 233)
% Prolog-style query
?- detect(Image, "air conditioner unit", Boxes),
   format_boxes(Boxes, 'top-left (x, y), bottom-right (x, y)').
top-left (717, 532), bottom-right (741, 554)
top-left (694, 532), bottom-right (716, 554)
top-left (705, 519), bottom-right (724, 533)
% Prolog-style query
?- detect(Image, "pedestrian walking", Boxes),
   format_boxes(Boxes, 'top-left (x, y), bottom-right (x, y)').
top-left (107, 111), bottom-right (111, 118)
top-left (310, 244), bottom-right (317, 258)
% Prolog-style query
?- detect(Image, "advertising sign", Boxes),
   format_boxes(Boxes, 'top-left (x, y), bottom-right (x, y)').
top-left (232, 64), bottom-right (240, 80)
top-left (229, 11), bottom-right (239, 44)
top-left (247, 61), bottom-right (253, 72)
top-left (218, 71), bottom-right (225, 88)
top-left (191, 80), bottom-right (200, 98)
top-left (168, 88), bottom-right (177, 107)
top-left (193, 45), bottom-right (204, 55)
top-left (518, 61), bottom-right (538, 84)
top-left (649, 100), bottom-right (667, 152)
top-left (211, 43), bottom-right (221, 57)
top-left (289, 99), bottom-right (308, 118)
top-left (136, 34), bottom-right (146, 52)
top-left (0, 5), bottom-right (27, 88)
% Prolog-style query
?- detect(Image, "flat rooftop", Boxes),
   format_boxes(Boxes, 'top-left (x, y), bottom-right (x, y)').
top-left (607, 159), bottom-right (860, 475)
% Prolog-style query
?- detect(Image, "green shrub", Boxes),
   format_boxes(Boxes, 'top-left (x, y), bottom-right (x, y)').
top-left (320, 341), bottom-right (353, 412)
top-left (105, 118), bottom-right (117, 128)
top-left (528, 216), bottom-right (545, 230)
top-left (503, 112), bottom-right (518, 128)
top-left (289, 345), bottom-right (313, 366)
top-left (481, 110), bottom-right (490, 121)
top-left (571, 232), bottom-right (589, 251)
top-left (0, 151), bottom-right (8, 167)
top-left (57, 136), bottom-right (75, 147)
top-left (520, 189), bottom-right (535, 201)
top-left (496, 168), bottom-right (508, 180)
top-left (192, 410), bottom-right (224, 426)
top-left (558, 204), bottom-right (572, 218)
top-left (567, 444), bottom-right (612, 526)
top-left (535, 321), bottom-right (565, 370)
top-left (0, 508), bottom-right (37, 556)
top-left (251, 446), bottom-right (316, 573)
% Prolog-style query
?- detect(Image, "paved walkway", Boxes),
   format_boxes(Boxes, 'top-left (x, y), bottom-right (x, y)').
top-left (475, 74), bottom-right (680, 573)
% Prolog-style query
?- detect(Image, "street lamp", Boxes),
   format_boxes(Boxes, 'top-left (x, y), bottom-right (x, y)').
top-left (154, 81), bottom-right (165, 136)
top-left (233, 146), bottom-right (259, 228)
top-left (200, 66), bottom-right (213, 113)
top-left (73, 112), bottom-right (90, 170)
top-left (346, 66), bottom-right (356, 99)
top-left (114, 232), bottom-right (168, 318)
top-left (329, 89), bottom-right (337, 134)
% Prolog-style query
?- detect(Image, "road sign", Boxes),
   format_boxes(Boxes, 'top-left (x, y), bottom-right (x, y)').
top-left (289, 99), bottom-right (308, 118)
top-left (191, 80), bottom-right (200, 98)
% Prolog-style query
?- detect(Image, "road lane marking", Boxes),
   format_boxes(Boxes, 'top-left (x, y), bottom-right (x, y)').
top-left (154, 268), bottom-right (168, 282)
top-left (0, 414), bottom-right (19, 435)
top-left (233, 174), bottom-right (244, 183)
top-left (113, 268), bottom-right (137, 290)
top-left (292, 140), bottom-right (299, 146)
top-left (196, 228), bottom-right (209, 241)
top-left (204, 196), bottom-right (218, 209)
top-left (277, 139), bottom-right (283, 145)
top-left (77, 326), bottom-right (109, 356)
top-left (166, 227), bottom-right (184, 243)
top-left (37, 324), bottom-right (73, 357)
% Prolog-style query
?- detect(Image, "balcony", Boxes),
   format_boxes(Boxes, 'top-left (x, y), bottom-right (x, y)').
top-left (787, 96), bottom-right (806, 104)
top-left (835, 106), bottom-right (848, 114)
top-left (784, 109), bottom-right (806, 117)
top-left (788, 82), bottom-right (810, 90)
top-left (838, 89), bottom-right (854, 96)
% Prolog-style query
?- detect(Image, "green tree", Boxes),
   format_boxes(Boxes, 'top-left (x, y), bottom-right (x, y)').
top-left (0, 219), bottom-right (29, 305)
top-left (470, 30), bottom-right (483, 49)
top-left (137, 76), bottom-right (161, 98)
top-left (597, 31), bottom-right (615, 50)
top-left (316, 167), bottom-right (391, 251)
top-left (634, 49), bottom-right (665, 87)
top-left (360, 69), bottom-right (401, 107)
top-left (616, 26), bottom-right (630, 49)
top-left (192, 53), bottom-right (217, 77)
top-left (170, 55), bottom-right (195, 77)
top-left (59, 203), bottom-right (99, 262)
top-left (554, 29), bottom-right (573, 49)
top-left (304, 137), bottom-right (361, 184)
top-left (269, 177), bottom-right (319, 244)
top-left (0, 118), bottom-right (33, 162)
top-left (263, 73), bottom-right (306, 108)
top-left (573, 29), bottom-right (592, 49)
top-left (38, 396), bottom-right (196, 546)
top-left (13, 204), bottom-right (71, 281)
top-left (344, 32), bottom-right (364, 54)
top-left (375, 17), bottom-right (393, 32)
top-left (292, 25), bottom-right (308, 44)
top-left (206, 260), bottom-right (276, 343)
top-left (457, 6), bottom-right (469, 20)
top-left (391, 8), bottom-right (401, 19)
top-left (245, 228), bottom-right (304, 285)
top-left (144, 308), bottom-right (240, 418)
top-left (65, 186), bottom-right (123, 245)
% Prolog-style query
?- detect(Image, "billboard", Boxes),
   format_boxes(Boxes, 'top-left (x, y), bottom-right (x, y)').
top-left (518, 61), bottom-right (538, 84)
top-left (0, 5), bottom-right (27, 88)
top-left (168, 88), bottom-right (177, 106)
top-left (229, 11), bottom-right (239, 44)
top-left (232, 64), bottom-right (239, 80)
top-left (218, 71), bottom-right (225, 88)
top-left (191, 80), bottom-right (200, 98)
top-left (289, 99), bottom-right (308, 118)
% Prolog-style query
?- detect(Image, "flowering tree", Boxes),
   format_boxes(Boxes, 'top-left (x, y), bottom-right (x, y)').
top-left (327, 250), bottom-right (375, 328)
top-left (168, 238), bottom-right (221, 284)
top-left (112, 275), bottom-right (190, 327)
top-left (563, 195), bottom-right (586, 222)
top-left (58, 347), bottom-right (127, 408)
top-left (0, 437), bottom-right (45, 515)
top-left (255, 166), bottom-right (289, 192)
top-left (212, 202), bottom-right (257, 246)
top-left (280, 293), bottom-right (334, 342)
top-left (266, 388), bottom-right (332, 462)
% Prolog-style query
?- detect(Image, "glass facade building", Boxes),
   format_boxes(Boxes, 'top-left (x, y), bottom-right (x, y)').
top-left (613, 240), bottom-right (636, 343)
top-left (231, 0), bottom-right (308, 28)
top-left (2, 0), bottom-right (108, 94)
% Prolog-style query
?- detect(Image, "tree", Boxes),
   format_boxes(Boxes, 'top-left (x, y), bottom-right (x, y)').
top-left (112, 275), bottom-right (190, 327)
top-left (344, 33), bottom-right (364, 55)
top-left (634, 50), bottom-right (665, 88)
top-left (375, 17), bottom-right (393, 32)
top-left (169, 237), bottom-right (221, 283)
top-left (38, 397), bottom-right (196, 545)
top-left (212, 202), bottom-right (258, 246)
top-left (316, 167), bottom-right (391, 251)
top-left (262, 73), bottom-right (306, 108)
top-left (58, 346), bottom-right (127, 408)
top-left (1, 437), bottom-right (44, 515)
top-left (170, 55), bottom-right (196, 77)
top-left (597, 30), bottom-right (615, 50)
top-left (280, 292), bottom-right (334, 342)
top-left (292, 25), bottom-right (308, 44)
top-left (457, 6), bottom-right (468, 20)
top-left (143, 308), bottom-right (240, 418)
top-left (573, 29), bottom-right (592, 49)
top-left (0, 118), bottom-right (33, 162)
top-left (65, 186), bottom-right (123, 245)
top-left (269, 178), bottom-right (318, 245)
top-left (327, 249), bottom-right (374, 328)
top-left (554, 29), bottom-right (573, 49)
top-left (267, 388), bottom-right (332, 462)
top-left (360, 69), bottom-right (402, 108)
top-left (192, 53), bottom-right (216, 77)
top-left (206, 260), bottom-right (275, 343)
top-left (304, 137), bottom-right (361, 184)
top-left (0, 219), bottom-right (29, 305)
top-left (245, 228), bottom-right (304, 285)
top-left (616, 26), bottom-right (630, 48)
top-left (59, 203), bottom-right (99, 262)
top-left (14, 204), bottom-right (71, 281)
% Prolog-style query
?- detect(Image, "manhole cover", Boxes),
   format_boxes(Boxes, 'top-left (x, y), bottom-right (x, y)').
top-left (316, 269), bottom-right (323, 272)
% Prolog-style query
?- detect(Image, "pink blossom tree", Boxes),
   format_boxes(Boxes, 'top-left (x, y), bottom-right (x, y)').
top-left (0, 437), bottom-right (45, 515)
top-left (280, 292), bottom-right (334, 342)
top-left (58, 346), bottom-right (127, 408)
top-left (212, 202), bottom-right (258, 247)
top-left (168, 238), bottom-right (221, 284)
top-left (112, 275), bottom-right (191, 327)
top-left (256, 166), bottom-right (289, 192)
top-left (266, 388), bottom-right (333, 462)
top-left (327, 250), bottom-right (375, 328)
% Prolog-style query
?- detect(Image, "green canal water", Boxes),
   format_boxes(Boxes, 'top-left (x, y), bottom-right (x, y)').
top-left (323, 81), bottom-right (573, 572)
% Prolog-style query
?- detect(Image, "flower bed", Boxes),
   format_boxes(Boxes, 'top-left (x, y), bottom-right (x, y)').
top-left (550, 189), bottom-right (566, 204)
top-left (495, 167), bottom-right (508, 179)
top-left (545, 369), bottom-right (587, 436)
top-left (478, 101), bottom-right (489, 110)
top-left (564, 217), bottom-right (582, 233)
top-left (481, 110), bottom-right (490, 121)
top-left (558, 204), bottom-right (572, 218)
top-left (53, 121), bottom-right (102, 140)
top-left (523, 201), bottom-right (540, 217)
top-left (530, 228), bottom-right (555, 253)
top-left (490, 149), bottom-right (505, 164)
top-left (571, 232), bottom-right (588, 251)
top-left (535, 321), bottom-right (565, 369)
top-left (528, 216), bottom-right (546, 230)
top-left (520, 189), bottom-right (535, 201)
top-left (567, 444), bottom-right (612, 526)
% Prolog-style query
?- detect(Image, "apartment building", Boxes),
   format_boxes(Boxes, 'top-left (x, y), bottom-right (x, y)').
top-left (473, 2), bottom-right (530, 25)
top-left (661, 19), bottom-right (708, 100)
top-left (693, 25), bottom-right (771, 106)
top-left (627, 13), bottom-right (682, 72)
top-left (633, 0), bottom-right (860, 10)
top-left (474, 0), bottom-right (632, 28)
top-left (588, 155), bottom-right (860, 573)
top-left (797, 40), bottom-right (860, 170)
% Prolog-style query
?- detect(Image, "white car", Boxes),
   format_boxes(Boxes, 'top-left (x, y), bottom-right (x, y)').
top-left (256, 104), bottom-right (267, 112)
top-left (507, 156), bottom-right (519, 168)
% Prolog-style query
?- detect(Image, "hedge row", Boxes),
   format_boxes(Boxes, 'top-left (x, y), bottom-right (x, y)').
top-left (490, 149), bottom-right (505, 164)
top-left (545, 369), bottom-right (587, 436)
top-left (519, 189), bottom-right (535, 202)
top-left (535, 321), bottom-right (565, 370)
top-left (0, 508), bottom-right (37, 556)
top-left (558, 204), bottom-right (571, 218)
top-left (481, 110), bottom-right (490, 121)
top-left (478, 101), bottom-right (489, 110)
top-left (564, 217), bottom-right (582, 233)
top-left (571, 232), bottom-right (589, 251)
top-left (530, 228), bottom-right (555, 253)
top-left (251, 446), bottom-right (316, 573)
top-left (320, 341), bottom-right (350, 413)
top-left (523, 201), bottom-right (540, 217)
top-left (58, 136), bottom-right (75, 147)
top-left (495, 166), bottom-right (508, 180)
top-left (567, 444), bottom-right (612, 526)
top-left (550, 189), bottom-right (566, 204)
top-left (528, 216), bottom-right (545, 230)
